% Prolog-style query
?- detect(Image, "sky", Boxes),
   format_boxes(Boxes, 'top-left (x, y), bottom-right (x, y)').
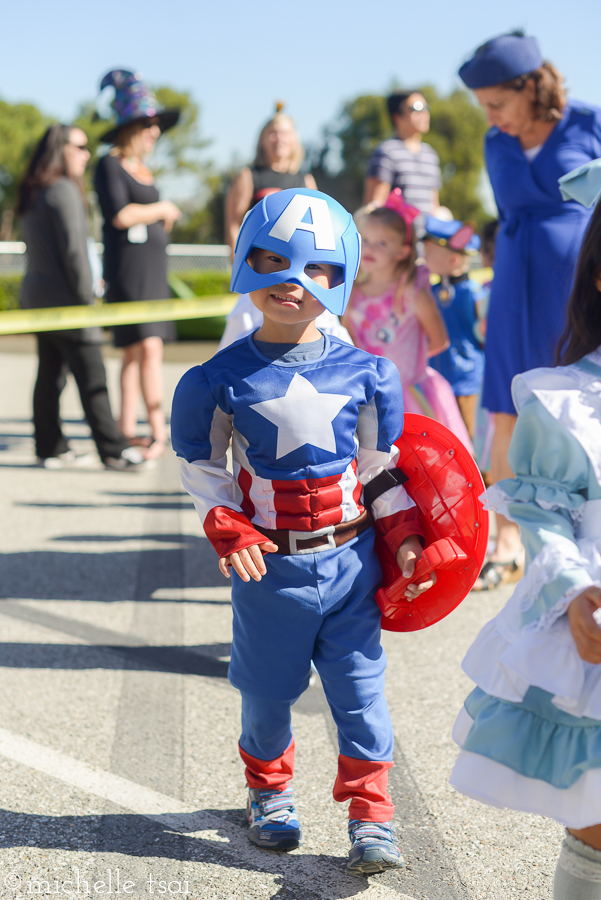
top-left (3, 0), bottom-right (601, 200)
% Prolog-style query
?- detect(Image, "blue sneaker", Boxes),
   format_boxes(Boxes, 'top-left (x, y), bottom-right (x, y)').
top-left (347, 820), bottom-right (405, 874)
top-left (246, 787), bottom-right (302, 851)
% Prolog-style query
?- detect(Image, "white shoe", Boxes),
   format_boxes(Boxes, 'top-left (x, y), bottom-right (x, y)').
top-left (36, 451), bottom-right (96, 469)
top-left (104, 447), bottom-right (146, 471)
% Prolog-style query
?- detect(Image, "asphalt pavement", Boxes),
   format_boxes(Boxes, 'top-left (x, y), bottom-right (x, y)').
top-left (0, 341), bottom-right (562, 900)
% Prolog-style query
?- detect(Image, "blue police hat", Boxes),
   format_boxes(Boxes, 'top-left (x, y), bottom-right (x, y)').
top-left (424, 217), bottom-right (480, 254)
top-left (458, 31), bottom-right (543, 90)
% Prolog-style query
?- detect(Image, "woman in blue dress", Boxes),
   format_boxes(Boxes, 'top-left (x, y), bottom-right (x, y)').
top-left (458, 32), bottom-right (601, 589)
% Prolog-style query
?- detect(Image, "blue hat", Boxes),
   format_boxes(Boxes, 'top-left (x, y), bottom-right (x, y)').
top-left (231, 188), bottom-right (360, 316)
top-left (424, 217), bottom-right (480, 254)
top-left (458, 32), bottom-right (543, 90)
top-left (99, 70), bottom-right (180, 144)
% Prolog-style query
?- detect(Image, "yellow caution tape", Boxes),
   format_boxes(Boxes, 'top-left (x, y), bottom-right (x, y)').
top-left (469, 267), bottom-right (493, 285)
top-left (0, 294), bottom-right (238, 336)
top-left (429, 267), bottom-right (493, 286)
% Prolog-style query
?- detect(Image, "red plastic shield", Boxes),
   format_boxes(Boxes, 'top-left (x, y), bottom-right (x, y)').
top-left (376, 413), bottom-right (489, 632)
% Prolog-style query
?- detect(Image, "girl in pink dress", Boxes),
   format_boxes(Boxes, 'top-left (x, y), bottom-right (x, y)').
top-left (342, 190), bottom-right (473, 452)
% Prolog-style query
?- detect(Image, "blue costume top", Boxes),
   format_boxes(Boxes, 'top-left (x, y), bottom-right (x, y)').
top-left (482, 101), bottom-right (601, 414)
top-left (429, 276), bottom-right (484, 396)
top-left (171, 333), bottom-right (420, 560)
top-left (450, 350), bottom-right (601, 829)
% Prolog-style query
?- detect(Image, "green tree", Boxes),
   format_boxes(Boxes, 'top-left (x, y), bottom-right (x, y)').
top-left (0, 98), bottom-right (50, 238)
top-left (421, 86), bottom-right (489, 225)
top-left (310, 86), bottom-right (489, 226)
top-left (171, 166), bottom-right (237, 245)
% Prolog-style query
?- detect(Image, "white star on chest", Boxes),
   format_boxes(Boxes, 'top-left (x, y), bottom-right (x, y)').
top-left (250, 373), bottom-right (351, 459)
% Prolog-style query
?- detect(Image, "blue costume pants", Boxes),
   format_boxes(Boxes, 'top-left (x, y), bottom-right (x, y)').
top-left (229, 528), bottom-right (395, 821)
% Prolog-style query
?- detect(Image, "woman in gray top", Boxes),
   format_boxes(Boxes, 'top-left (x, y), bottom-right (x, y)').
top-left (17, 123), bottom-right (143, 469)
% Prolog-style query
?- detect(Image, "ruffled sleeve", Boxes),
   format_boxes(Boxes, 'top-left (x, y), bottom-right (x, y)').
top-left (488, 394), bottom-right (595, 627)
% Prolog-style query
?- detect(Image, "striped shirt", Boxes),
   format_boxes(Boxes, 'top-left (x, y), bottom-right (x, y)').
top-left (367, 139), bottom-right (442, 221)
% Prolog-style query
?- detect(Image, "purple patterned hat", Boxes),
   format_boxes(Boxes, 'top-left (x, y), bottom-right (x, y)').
top-left (99, 69), bottom-right (180, 144)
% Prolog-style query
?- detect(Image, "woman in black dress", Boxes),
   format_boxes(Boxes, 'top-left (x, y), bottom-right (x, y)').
top-left (94, 70), bottom-right (181, 459)
top-left (224, 105), bottom-right (317, 258)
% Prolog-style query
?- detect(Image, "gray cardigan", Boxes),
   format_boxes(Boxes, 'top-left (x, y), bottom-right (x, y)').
top-left (20, 177), bottom-right (102, 342)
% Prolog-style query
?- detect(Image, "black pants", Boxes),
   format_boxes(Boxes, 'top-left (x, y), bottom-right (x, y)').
top-left (33, 333), bottom-right (128, 462)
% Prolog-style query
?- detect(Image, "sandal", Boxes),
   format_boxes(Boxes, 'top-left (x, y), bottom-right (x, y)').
top-left (472, 557), bottom-right (524, 592)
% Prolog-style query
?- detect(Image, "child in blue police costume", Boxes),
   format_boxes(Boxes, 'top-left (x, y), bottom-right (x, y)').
top-left (423, 217), bottom-right (484, 440)
top-left (171, 188), bottom-right (435, 874)
top-left (450, 168), bottom-right (601, 899)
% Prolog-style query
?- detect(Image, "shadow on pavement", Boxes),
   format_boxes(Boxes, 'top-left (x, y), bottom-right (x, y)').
top-left (17, 501), bottom-right (196, 510)
top-left (0, 642), bottom-right (230, 677)
top-left (51, 533), bottom-right (200, 544)
top-left (0, 545), bottom-right (222, 601)
top-left (0, 808), bottom-right (374, 900)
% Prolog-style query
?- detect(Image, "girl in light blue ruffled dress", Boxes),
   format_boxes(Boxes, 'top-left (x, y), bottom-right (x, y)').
top-left (450, 164), bottom-right (601, 899)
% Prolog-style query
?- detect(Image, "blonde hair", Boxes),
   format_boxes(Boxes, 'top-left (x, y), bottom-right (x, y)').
top-left (253, 111), bottom-right (304, 173)
top-left (367, 206), bottom-right (417, 278)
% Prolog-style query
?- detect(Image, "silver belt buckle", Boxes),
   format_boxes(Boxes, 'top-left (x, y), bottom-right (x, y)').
top-left (288, 524), bottom-right (336, 555)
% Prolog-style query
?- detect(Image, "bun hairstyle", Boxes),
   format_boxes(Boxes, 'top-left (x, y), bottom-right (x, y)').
top-left (502, 62), bottom-right (567, 122)
top-left (253, 102), bottom-right (304, 173)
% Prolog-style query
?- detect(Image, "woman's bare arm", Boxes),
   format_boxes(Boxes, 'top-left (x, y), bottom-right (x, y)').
top-left (225, 167), bottom-right (254, 256)
top-left (112, 200), bottom-right (181, 230)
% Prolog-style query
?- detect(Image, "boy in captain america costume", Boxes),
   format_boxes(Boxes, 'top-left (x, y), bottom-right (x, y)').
top-left (171, 188), bottom-right (435, 874)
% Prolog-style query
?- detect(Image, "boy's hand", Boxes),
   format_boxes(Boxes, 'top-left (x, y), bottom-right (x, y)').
top-left (567, 587), bottom-right (601, 663)
top-left (219, 541), bottom-right (278, 582)
top-left (395, 535), bottom-right (436, 600)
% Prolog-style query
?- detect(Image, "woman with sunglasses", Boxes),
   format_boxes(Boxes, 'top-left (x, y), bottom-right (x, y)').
top-left (94, 70), bottom-right (182, 460)
top-left (364, 91), bottom-right (442, 234)
top-left (17, 123), bottom-right (144, 470)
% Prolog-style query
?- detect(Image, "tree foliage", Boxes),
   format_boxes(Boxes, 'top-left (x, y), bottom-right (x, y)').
top-left (310, 85), bottom-right (490, 226)
top-left (0, 98), bottom-right (50, 237)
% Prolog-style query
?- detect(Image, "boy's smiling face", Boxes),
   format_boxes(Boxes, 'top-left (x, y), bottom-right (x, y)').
top-left (248, 248), bottom-right (333, 331)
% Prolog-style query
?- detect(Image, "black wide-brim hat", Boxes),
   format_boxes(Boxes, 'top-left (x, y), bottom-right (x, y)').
top-left (100, 109), bottom-right (180, 144)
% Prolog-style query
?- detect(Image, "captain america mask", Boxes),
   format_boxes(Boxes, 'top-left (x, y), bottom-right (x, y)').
top-left (231, 189), bottom-right (361, 317)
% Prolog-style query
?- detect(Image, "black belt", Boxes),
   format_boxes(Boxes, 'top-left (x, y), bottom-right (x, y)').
top-left (255, 511), bottom-right (372, 555)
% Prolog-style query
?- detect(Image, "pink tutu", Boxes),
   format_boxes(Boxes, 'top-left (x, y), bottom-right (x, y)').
top-left (404, 367), bottom-right (473, 453)
top-left (347, 268), bottom-right (474, 454)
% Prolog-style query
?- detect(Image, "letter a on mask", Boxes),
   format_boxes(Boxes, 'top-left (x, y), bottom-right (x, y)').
top-left (268, 195), bottom-right (336, 250)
